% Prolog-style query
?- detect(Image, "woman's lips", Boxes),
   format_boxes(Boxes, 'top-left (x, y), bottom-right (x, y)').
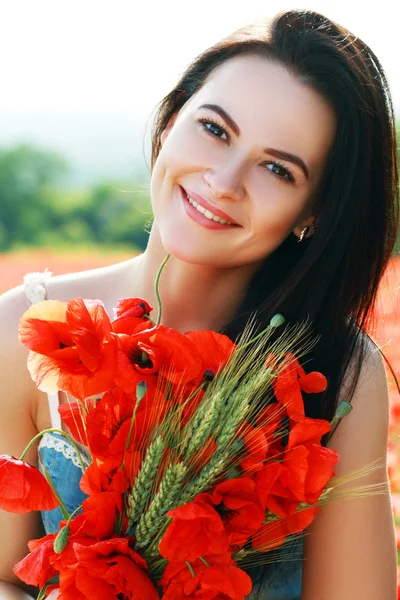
top-left (181, 187), bottom-right (239, 225)
top-left (180, 187), bottom-right (240, 230)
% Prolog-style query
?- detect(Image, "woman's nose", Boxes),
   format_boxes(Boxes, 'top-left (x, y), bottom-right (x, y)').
top-left (202, 161), bottom-right (246, 203)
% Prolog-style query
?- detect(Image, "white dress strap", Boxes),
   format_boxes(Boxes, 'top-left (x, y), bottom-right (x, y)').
top-left (23, 270), bottom-right (62, 430)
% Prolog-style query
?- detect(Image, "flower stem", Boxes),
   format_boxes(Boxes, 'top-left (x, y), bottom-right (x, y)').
top-left (155, 253), bottom-right (171, 326)
top-left (37, 453), bottom-right (70, 520)
top-left (19, 428), bottom-right (88, 472)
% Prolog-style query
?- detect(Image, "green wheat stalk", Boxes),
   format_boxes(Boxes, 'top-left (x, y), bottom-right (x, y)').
top-left (127, 435), bottom-right (165, 524)
top-left (135, 462), bottom-right (187, 548)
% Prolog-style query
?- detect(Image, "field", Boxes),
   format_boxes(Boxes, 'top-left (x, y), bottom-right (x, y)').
top-left (1, 249), bottom-right (400, 587)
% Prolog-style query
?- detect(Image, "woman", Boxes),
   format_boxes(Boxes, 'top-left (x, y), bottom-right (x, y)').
top-left (0, 8), bottom-right (398, 599)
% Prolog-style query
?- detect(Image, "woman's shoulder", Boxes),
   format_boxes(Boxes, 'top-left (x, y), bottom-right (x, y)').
top-left (327, 327), bottom-right (390, 461)
top-left (0, 255), bottom-right (140, 422)
top-left (0, 254), bottom-right (140, 327)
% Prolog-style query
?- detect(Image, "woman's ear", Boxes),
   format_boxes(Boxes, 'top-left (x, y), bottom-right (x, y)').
top-left (292, 213), bottom-right (318, 241)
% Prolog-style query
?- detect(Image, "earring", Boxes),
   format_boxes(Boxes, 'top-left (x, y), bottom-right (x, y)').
top-left (297, 225), bottom-right (310, 243)
top-left (297, 223), bottom-right (318, 243)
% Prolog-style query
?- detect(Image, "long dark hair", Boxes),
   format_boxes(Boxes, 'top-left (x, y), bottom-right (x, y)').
top-left (148, 9), bottom-right (399, 595)
top-left (150, 9), bottom-right (399, 430)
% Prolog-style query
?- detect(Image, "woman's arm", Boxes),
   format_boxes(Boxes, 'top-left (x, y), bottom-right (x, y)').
top-left (0, 287), bottom-right (47, 599)
top-left (302, 341), bottom-right (397, 599)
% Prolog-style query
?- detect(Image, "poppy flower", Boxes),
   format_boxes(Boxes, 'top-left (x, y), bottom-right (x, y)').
top-left (13, 533), bottom-right (58, 587)
top-left (272, 353), bottom-right (327, 422)
top-left (0, 455), bottom-right (59, 513)
top-left (184, 330), bottom-right (237, 383)
top-left (58, 537), bottom-right (159, 600)
top-left (115, 325), bottom-right (204, 386)
top-left (159, 552), bottom-right (252, 599)
top-left (19, 298), bottom-right (118, 400)
top-left (236, 424), bottom-right (269, 473)
top-left (211, 478), bottom-right (265, 548)
top-left (85, 385), bottom-right (167, 475)
top-left (113, 297), bottom-right (153, 319)
top-left (251, 506), bottom-right (319, 551)
top-left (58, 401), bottom-right (92, 446)
top-left (112, 297), bottom-right (153, 334)
top-left (255, 421), bottom-right (339, 517)
top-left (159, 494), bottom-right (230, 562)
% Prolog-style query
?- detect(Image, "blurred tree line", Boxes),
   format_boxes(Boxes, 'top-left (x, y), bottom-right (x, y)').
top-left (0, 138), bottom-right (399, 254)
top-left (0, 144), bottom-right (152, 252)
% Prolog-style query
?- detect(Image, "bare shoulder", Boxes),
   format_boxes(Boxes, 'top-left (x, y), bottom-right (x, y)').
top-left (326, 332), bottom-right (390, 467)
top-left (0, 253), bottom-right (138, 350)
top-left (0, 254), bottom-right (140, 433)
top-left (44, 255), bottom-right (141, 311)
top-left (302, 332), bottom-right (397, 599)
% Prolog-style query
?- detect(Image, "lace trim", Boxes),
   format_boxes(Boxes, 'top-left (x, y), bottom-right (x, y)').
top-left (23, 270), bottom-right (52, 305)
top-left (39, 432), bottom-right (91, 471)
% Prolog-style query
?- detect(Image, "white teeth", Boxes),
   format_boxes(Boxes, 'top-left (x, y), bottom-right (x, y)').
top-left (185, 193), bottom-right (233, 225)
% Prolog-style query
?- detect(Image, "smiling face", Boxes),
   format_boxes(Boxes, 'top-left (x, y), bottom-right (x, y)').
top-left (150, 54), bottom-right (337, 268)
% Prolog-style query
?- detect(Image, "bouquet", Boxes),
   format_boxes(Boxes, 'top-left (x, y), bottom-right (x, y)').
top-left (0, 255), bottom-right (384, 599)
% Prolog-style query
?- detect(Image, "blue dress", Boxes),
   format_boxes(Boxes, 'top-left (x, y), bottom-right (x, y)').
top-left (38, 431), bottom-right (90, 533)
top-left (25, 272), bottom-right (303, 599)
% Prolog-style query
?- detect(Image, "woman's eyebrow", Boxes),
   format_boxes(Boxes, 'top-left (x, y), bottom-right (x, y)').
top-left (197, 103), bottom-right (310, 181)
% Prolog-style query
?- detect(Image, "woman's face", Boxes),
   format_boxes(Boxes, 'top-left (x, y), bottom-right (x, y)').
top-left (150, 54), bottom-right (337, 268)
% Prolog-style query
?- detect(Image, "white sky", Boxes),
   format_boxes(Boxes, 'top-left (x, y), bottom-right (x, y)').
top-left (1, 0), bottom-right (399, 113)
top-left (0, 1), bottom-right (399, 182)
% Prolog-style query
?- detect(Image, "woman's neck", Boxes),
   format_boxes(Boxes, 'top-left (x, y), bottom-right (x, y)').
top-left (130, 226), bottom-right (261, 334)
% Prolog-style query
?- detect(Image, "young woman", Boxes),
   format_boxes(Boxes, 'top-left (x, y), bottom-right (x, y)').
top-left (0, 9), bottom-right (398, 599)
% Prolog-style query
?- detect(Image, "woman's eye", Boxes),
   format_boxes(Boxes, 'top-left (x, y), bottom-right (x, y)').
top-left (266, 162), bottom-right (295, 183)
top-left (198, 119), bottom-right (228, 141)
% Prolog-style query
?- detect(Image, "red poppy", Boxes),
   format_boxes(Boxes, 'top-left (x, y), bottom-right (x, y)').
top-left (159, 552), bottom-right (252, 599)
top-left (74, 492), bottom-right (120, 540)
top-left (272, 354), bottom-right (327, 422)
top-left (19, 298), bottom-right (118, 400)
top-left (255, 419), bottom-right (338, 517)
top-left (85, 385), bottom-right (167, 475)
top-left (236, 424), bottom-right (269, 473)
top-left (13, 533), bottom-right (58, 587)
top-left (111, 297), bottom-right (154, 335)
top-left (59, 537), bottom-right (159, 600)
top-left (159, 494), bottom-right (230, 562)
top-left (255, 461), bottom-right (285, 511)
top-left (287, 417), bottom-right (331, 449)
top-left (58, 401), bottom-right (91, 446)
top-left (184, 330), bottom-right (237, 382)
top-left (211, 478), bottom-right (265, 548)
top-left (115, 325), bottom-right (204, 388)
top-left (113, 297), bottom-right (153, 319)
top-left (251, 506), bottom-right (319, 551)
top-left (0, 455), bottom-right (59, 514)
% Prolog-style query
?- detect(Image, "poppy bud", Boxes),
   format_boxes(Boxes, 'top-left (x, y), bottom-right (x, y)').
top-left (136, 381), bottom-right (147, 403)
top-left (269, 314), bottom-right (285, 328)
top-left (334, 400), bottom-right (353, 419)
top-left (53, 524), bottom-right (70, 553)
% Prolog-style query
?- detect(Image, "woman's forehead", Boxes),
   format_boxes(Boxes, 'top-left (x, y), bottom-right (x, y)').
top-left (183, 55), bottom-right (337, 180)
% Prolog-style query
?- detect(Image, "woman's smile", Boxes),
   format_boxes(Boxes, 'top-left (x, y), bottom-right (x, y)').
top-left (180, 186), bottom-right (241, 230)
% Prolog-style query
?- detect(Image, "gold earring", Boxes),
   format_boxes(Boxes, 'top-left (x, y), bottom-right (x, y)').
top-left (298, 225), bottom-right (310, 243)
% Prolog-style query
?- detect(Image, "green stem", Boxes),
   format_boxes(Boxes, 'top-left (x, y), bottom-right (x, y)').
top-left (19, 428), bottom-right (88, 472)
top-left (237, 322), bottom-right (275, 351)
top-left (38, 453), bottom-right (69, 520)
top-left (67, 503), bottom-right (83, 523)
top-left (155, 253), bottom-right (171, 326)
